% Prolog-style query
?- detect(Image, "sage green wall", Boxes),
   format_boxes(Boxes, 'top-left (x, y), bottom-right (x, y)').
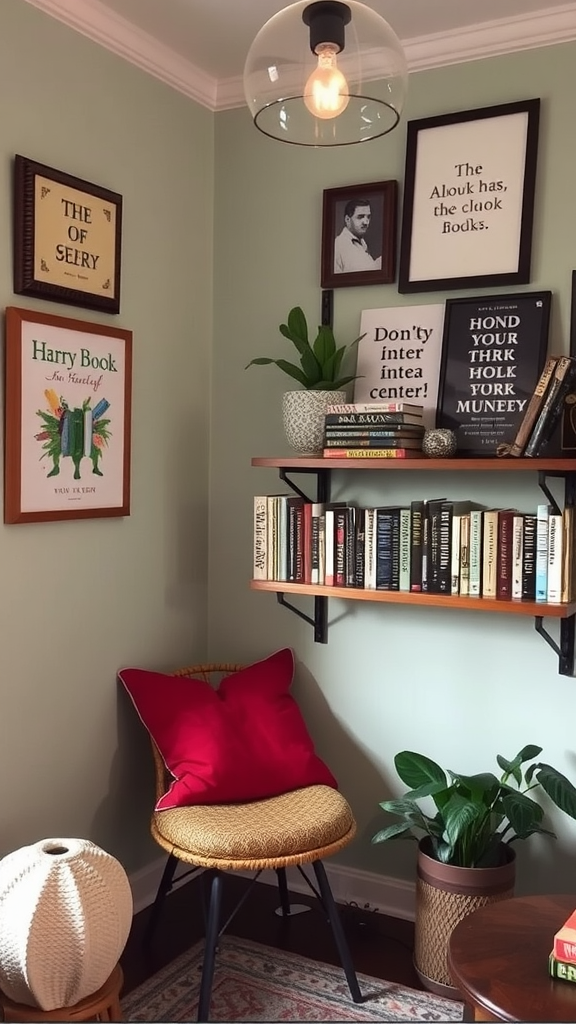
top-left (0, 1), bottom-right (214, 871)
top-left (210, 43), bottom-right (576, 893)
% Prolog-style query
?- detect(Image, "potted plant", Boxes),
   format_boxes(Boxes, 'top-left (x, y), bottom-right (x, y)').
top-left (245, 306), bottom-right (363, 454)
top-left (372, 745), bottom-right (576, 998)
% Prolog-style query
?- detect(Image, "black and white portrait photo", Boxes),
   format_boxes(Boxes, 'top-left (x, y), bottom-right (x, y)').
top-left (321, 180), bottom-right (397, 289)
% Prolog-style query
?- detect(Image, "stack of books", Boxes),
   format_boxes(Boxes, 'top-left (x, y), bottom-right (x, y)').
top-left (509, 355), bottom-right (576, 457)
top-left (322, 401), bottom-right (425, 460)
top-left (549, 908), bottom-right (576, 983)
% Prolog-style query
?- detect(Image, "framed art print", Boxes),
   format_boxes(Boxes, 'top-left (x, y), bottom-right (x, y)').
top-left (398, 99), bottom-right (540, 293)
top-left (13, 155), bottom-right (123, 314)
top-left (321, 180), bottom-right (397, 289)
top-left (4, 306), bottom-right (132, 523)
top-left (436, 290), bottom-right (551, 455)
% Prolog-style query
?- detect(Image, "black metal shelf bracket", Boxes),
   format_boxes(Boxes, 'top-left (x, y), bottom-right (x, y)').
top-left (279, 468), bottom-right (329, 505)
top-left (277, 593), bottom-right (328, 643)
top-left (534, 616), bottom-right (575, 677)
top-left (537, 471), bottom-right (562, 516)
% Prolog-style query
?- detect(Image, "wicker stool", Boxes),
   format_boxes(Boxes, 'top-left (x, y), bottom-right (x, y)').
top-left (0, 964), bottom-right (123, 1022)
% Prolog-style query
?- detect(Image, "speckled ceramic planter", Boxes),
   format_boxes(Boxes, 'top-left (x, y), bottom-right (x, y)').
top-left (282, 390), bottom-right (346, 455)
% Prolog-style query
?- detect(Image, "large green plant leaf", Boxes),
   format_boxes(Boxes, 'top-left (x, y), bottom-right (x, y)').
top-left (395, 751), bottom-right (446, 790)
top-left (442, 793), bottom-right (483, 848)
top-left (450, 772), bottom-right (500, 798)
top-left (371, 822), bottom-right (415, 843)
top-left (299, 347), bottom-right (322, 385)
top-left (313, 325), bottom-right (336, 368)
top-left (535, 763), bottom-right (576, 819)
top-left (501, 790), bottom-right (543, 837)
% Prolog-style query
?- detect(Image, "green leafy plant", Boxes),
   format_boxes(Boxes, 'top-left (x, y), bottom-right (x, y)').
top-left (245, 306), bottom-right (364, 391)
top-left (372, 746), bottom-right (576, 868)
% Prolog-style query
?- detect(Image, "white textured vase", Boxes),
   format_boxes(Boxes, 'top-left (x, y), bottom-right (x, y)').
top-left (0, 837), bottom-right (133, 1010)
top-left (282, 390), bottom-right (346, 455)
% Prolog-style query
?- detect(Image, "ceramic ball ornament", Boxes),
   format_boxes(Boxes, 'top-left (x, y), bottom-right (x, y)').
top-left (422, 428), bottom-right (458, 458)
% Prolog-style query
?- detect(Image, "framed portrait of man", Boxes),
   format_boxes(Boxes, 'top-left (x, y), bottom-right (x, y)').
top-left (321, 180), bottom-right (397, 289)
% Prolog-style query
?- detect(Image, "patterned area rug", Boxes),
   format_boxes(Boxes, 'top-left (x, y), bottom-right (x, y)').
top-left (123, 935), bottom-right (464, 1022)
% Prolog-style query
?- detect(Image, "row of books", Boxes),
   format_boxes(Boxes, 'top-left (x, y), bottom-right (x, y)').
top-left (509, 355), bottom-right (576, 457)
top-left (322, 401), bottom-right (426, 460)
top-left (253, 494), bottom-right (576, 603)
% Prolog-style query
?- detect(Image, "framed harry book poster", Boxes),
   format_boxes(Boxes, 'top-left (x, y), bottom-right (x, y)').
top-left (4, 307), bottom-right (132, 524)
top-left (13, 155), bottom-right (123, 314)
top-left (436, 291), bottom-right (551, 455)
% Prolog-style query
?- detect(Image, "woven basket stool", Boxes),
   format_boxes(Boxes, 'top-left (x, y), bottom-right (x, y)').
top-left (146, 663), bottom-right (362, 1023)
top-left (0, 964), bottom-right (123, 1022)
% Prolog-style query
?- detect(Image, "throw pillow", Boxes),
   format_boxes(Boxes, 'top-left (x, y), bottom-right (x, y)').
top-left (118, 648), bottom-right (337, 810)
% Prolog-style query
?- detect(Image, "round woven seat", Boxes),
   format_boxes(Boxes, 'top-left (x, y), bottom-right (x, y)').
top-left (151, 784), bottom-right (356, 870)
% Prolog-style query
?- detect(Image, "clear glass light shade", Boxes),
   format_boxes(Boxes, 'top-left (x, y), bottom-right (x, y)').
top-left (243, 0), bottom-right (408, 147)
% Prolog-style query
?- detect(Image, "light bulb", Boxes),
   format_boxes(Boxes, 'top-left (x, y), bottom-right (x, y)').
top-left (303, 44), bottom-right (349, 119)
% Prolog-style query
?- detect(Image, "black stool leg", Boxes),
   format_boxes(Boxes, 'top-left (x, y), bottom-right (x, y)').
top-left (197, 869), bottom-right (224, 1023)
top-left (275, 868), bottom-right (291, 917)
top-left (144, 853), bottom-right (179, 946)
top-left (312, 860), bottom-right (363, 1003)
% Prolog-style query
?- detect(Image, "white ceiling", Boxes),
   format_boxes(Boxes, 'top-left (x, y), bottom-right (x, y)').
top-left (23, 0), bottom-right (576, 109)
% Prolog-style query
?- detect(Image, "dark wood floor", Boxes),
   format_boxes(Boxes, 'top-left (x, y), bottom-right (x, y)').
top-left (120, 869), bottom-right (420, 997)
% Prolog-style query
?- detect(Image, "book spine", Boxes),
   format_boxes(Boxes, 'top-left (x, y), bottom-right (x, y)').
top-left (287, 498), bottom-right (303, 582)
top-left (310, 502), bottom-right (325, 585)
top-left (459, 514), bottom-right (471, 597)
top-left (525, 357), bottom-right (576, 457)
top-left (303, 502), bottom-right (312, 585)
top-left (511, 514), bottom-right (524, 600)
top-left (326, 403), bottom-right (423, 414)
top-left (334, 508), bottom-right (347, 587)
top-left (496, 510), bottom-right (515, 600)
top-left (364, 508), bottom-right (376, 590)
top-left (293, 502), bottom-right (305, 583)
top-left (549, 951), bottom-right (576, 980)
top-left (323, 436), bottom-right (422, 448)
top-left (521, 514), bottom-right (537, 600)
top-left (437, 503), bottom-right (453, 594)
top-left (321, 448), bottom-right (421, 459)
top-left (508, 356), bottom-right (558, 456)
top-left (469, 510), bottom-right (483, 596)
top-left (375, 510), bottom-right (394, 590)
top-left (266, 496), bottom-right (276, 580)
top-left (561, 506), bottom-right (575, 603)
top-left (399, 508), bottom-right (411, 592)
top-left (427, 501), bottom-right (444, 594)
top-left (421, 509), bottom-right (430, 593)
top-left (547, 512), bottom-right (563, 602)
top-left (451, 514), bottom-right (462, 596)
top-left (354, 507), bottom-right (366, 588)
top-left (277, 495), bottom-right (289, 582)
top-left (535, 503), bottom-right (550, 602)
top-left (325, 412), bottom-right (423, 426)
top-left (317, 514), bottom-right (326, 585)
top-left (553, 940), bottom-right (576, 966)
top-left (482, 510), bottom-right (499, 598)
top-left (324, 509), bottom-right (336, 586)
top-left (345, 506), bottom-right (356, 586)
top-left (253, 496), bottom-right (268, 580)
top-left (410, 500), bottom-right (424, 592)
top-left (324, 427), bottom-right (424, 438)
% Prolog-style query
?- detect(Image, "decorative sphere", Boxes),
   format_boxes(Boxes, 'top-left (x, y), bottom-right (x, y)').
top-left (422, 428), bottom-right (458, 459)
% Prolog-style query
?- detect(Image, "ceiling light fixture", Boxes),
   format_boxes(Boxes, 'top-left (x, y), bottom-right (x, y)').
top-left (243, 0), bottom-right (408, 147)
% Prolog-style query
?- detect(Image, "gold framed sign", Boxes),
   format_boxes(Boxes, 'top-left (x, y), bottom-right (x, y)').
top-left (13, 155), bottom-right (123, 314)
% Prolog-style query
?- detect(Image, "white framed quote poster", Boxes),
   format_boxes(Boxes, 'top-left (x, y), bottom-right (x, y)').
top-left (354, 304), bottom-right (445, 429)
top-left (398, 99), bottom-right (540, 293)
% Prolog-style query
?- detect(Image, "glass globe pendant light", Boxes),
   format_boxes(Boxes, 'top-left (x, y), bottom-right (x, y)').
top-left (243, 0), bottom-right (408, 147)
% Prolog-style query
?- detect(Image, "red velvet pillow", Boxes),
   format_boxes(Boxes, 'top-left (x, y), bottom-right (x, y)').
top-left (118, 648), bottom-right (337, 810)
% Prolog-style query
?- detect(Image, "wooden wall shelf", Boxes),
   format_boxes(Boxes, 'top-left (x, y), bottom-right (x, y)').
top-left (251, 455), bottom-right (576, 675)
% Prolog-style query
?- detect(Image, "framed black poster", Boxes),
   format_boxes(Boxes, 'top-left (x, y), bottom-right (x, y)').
top-left (398, 99), bottom-right (540, 293)
top-left (437, 291), bottom-right (551, 455)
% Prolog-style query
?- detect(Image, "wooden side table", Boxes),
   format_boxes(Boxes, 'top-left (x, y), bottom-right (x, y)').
top-left (448, 894), bottom-right (576, 1022)
top-left (0, 964), bottom-right (123, 1022)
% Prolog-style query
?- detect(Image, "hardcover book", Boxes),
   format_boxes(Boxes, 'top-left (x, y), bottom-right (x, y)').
top-left (253, 495), bottom-right (268, 580)
top-left (325, 412), bottom-right (424, 427)
top-left (525, 357), bottom-right (576, 457)
top-left (322, 448), bottom-right (423, 459)
top-left (547, 511), bottom-right (563, 602)
top-left (535, 503), bottom-right (551, 602)
top-left (410, 500), bottom-right (424, 592)
top-left (508, 356), bottom-right (559, 457)
top-left (521, 513), bottom-right (537, 600)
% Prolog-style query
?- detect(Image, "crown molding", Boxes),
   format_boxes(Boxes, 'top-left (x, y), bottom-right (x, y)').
top-left (22, 0), bottom-right (576, 113)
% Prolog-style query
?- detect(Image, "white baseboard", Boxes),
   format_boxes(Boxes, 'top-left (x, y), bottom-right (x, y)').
top-left (129, 857), bottom-right (416, 922)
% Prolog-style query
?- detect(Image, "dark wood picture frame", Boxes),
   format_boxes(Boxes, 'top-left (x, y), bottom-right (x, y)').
top-left (436, 290), bottom-right (551, 456)
top-left (398, 99), bottom-right (540, 294)
top-left (14, 155), bottom-right (123, 314)
top-left (321, 180), bottom-right (397, 289)
top-left (4, 306), bottom-right (132, 524)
